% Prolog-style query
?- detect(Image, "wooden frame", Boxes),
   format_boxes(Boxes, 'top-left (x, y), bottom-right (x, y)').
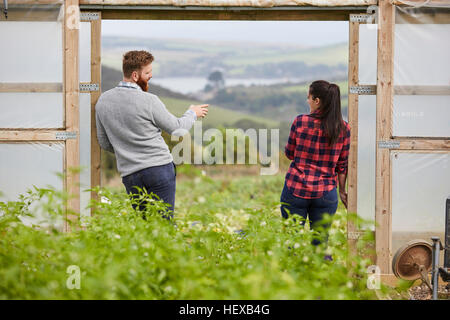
top-left (0, 83), bottom-right (63, 92)
top-left (64, 0), bottom-right (80, 232)
top-left (347, 18), bottom-right (359, 261)
top-left (89, 12), bottom-right (102, 212)
top-left (375, 0), bottom-right (395, 275)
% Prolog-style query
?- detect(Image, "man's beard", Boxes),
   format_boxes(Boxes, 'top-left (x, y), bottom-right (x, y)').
top-left (136, 76), bottom-right (149, 92)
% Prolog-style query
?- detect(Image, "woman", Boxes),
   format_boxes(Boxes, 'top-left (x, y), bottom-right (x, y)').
top-left (280, 80), bottom-right (350, 254)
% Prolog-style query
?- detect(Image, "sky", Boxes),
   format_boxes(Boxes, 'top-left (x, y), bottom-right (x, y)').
top-left (102, 20), bottom-right (348, 46)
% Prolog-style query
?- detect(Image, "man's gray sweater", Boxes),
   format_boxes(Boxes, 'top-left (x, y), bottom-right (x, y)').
top-left (95, 81), bottom-right (196, 177)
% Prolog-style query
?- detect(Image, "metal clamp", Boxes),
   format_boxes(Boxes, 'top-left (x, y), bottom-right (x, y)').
top-left (350, 85), bottom-right (377, 95)
top-left (350, 14), bottom-right (375, 24)
top-left (55, 132), bottom-right (77, 140)
top-left (80, 12), bottom-right (100, 21)
top-left (79, 83), bottom-right (99, 92)
top-left (378, 141), bottom-right (400, 149)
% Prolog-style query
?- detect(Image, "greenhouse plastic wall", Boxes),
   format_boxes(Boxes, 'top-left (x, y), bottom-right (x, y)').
top-left (0, 6), bottom-right (64, 129)
top-left (79, 20), bottom-right (95, 218)
top-left (391, 152), bottom-right (449, 254)
top-left (80, 93), bottom-right (92, 218)
top-left (0, 5), bottom-right (67, 230)
top-left (0, 143), bottom-right (65, 229)
top-left (391, 4), bottom-right (450, 252)
top-left (393, 6), bottom-right (450, 138)
top-left (356, 23), bottom-right (377, 229)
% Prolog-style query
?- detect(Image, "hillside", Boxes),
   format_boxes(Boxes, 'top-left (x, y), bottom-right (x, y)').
top-left (101, 65), bottom-right (279, 129)
top-left (102, 36), bottom-right (347, 79)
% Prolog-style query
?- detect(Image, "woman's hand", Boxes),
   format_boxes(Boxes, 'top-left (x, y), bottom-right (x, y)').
top-left (339, 190), bottom-right (348, 209)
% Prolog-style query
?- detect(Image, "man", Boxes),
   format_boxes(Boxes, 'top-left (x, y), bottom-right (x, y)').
top-left (95, 50), bottom-right (208, 218)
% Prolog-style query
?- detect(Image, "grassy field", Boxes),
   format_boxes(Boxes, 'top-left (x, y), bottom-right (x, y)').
top-left (161, 96), bottom-right (280, 129)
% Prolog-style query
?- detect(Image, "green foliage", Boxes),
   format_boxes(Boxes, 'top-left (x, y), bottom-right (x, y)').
top-left (0, 172), bottom-right (398, 300)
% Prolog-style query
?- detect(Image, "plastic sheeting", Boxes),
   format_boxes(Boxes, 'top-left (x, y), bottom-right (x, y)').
top-left (78, 0), bottom-right (377, 7)
top-left (357, 95), bottom-right (376, 230)
top-left (391, 152), bottom-right (449, 254)
top-left (390, 4), bottom-right (450, 257)
top-left (356, 21), bottom-right (377, 229)
top-left (0, 5), bottom-right (64, 129)
top-left (0, 93), bottom-right (64, 128)
top-left (0, 21), bottom-right (63, 83)
top-left (80, 22), bottom-right (92, 83)
top-left (393, 6), bottom-right (450, 138)
top-left (79, 93), bottom-right (92, 218)
top-left (358, 23), bottom-right (377, 85)
top-left (393, 95), bottom-right (450, 137)
top-left (0, 143), bottom-right (65, 230)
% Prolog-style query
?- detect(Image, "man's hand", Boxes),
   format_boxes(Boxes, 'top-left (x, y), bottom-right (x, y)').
top-left (189, 104), bottom-right (209, 119)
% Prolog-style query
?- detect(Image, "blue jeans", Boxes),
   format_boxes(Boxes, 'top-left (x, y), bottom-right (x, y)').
top-left (280, 183), bottom-right (338, 246)
top-left (122, 162), bottom-right (176, 220)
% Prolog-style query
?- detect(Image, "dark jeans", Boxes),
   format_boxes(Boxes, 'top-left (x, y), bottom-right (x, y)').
top-left (122, 162), bottom-right (176, 220)
top-left (280, 183), bottom-right (338, 246)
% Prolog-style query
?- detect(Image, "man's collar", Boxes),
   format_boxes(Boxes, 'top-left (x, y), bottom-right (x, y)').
top-left (117, 81), bottom-right (142, 91)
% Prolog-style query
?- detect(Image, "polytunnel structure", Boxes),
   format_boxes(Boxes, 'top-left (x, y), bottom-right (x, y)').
top-left (0, 0), bottom-right (449, 282)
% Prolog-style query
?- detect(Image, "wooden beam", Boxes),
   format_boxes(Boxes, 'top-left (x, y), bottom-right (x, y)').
top-left (0, 130), bottom-right (69, 141)
top-left (347, 19), bottom-right (359, 260)
top-left (394, 85), bottom-right (450, 95)
top-left (8, 0), bottom-right (63, 4)
top-left (0, 83), bottom-right (63, 93)
top-left (64, 0), bottom-right (80, 232)
top-left (375, 0), bottom-right (395, 275)
top-left (79, 0), bottom-right (376, 6)
top-left (100, 9), bottom-right (358, 21)
top-left (90, 12), bottom-right (102, 212)
top-left (5, 8), bottom-right (62, 21)
top-left (392, 139), bottom-right (450, 149)
top-left (393, 0), bottom-right (450, 6)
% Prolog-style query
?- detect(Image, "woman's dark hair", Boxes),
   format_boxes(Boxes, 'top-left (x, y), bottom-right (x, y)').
top-left (309, 80), bottom-right (344, 146)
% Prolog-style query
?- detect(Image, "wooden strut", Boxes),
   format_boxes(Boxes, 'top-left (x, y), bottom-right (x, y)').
top-left (90, 11), bottom-right (102, 214)
top-left (64, 0), bottom-right (80, 233)
top-left (375, 0), bottom-right (395, 275)
top-left (347, 18), bottom-right (360, 263)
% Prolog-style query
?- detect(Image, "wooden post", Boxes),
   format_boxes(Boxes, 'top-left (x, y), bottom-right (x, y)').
top-left (375, 0), bottom-right (395, 274)
top-left (64, 0), bottom-right (80, 232)
top-left (90, 12), bottom-right (102, 210)
top-left (347, 18), bottom-right (359, 258)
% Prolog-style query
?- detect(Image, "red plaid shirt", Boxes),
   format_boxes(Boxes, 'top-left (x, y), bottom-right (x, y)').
top-left (284, 111), bottom-right (351, 199)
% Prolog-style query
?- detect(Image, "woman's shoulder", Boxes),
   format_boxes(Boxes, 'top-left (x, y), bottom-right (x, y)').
top-left (342, 120), bottom-right (351, 131)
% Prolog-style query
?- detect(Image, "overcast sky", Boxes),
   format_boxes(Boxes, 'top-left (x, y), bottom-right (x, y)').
top-left (102, 20), bottom-right (348, 46)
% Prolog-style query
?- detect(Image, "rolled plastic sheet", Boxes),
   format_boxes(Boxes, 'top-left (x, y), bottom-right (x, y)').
top-left (391, 152), bottom-right (449, 256)
top-left (0, 143), bottom-right (65, 230)
top-left (77, 0), bottom-right (377, 7)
